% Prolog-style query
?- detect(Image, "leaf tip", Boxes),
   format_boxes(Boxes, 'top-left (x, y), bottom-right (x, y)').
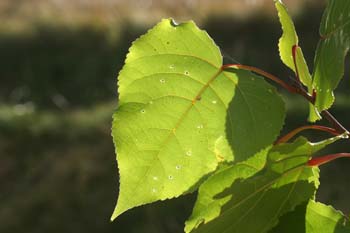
top-left (110, 203), bottom-right (127, 221)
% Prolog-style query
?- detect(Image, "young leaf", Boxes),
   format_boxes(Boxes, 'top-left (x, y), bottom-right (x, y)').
top-left (312, 0), bottom-right (350, 112)
top-left (275, 0), bottom-right (298, 72)
top-left (112, 19), bottom-right (285, 219)
top-left (275, 0), bottom-right (310, 87)
top-left (187, 136), bottom-right (342, 233)
top-left (269, 201), bottom-right (350, 233)
top-left (275, 0), bottom-right (320, 122)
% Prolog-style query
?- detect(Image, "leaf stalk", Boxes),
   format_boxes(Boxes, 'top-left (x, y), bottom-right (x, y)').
top-left (275, 125), bottom-right (339, 144)
top-left (308, 153), bottom-right (350, 166)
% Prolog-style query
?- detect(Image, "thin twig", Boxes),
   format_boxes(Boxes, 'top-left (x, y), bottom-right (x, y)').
top-left (275, 125), bottom-right (339, 144)
top-left (222, 63), bottom-right (349, 136)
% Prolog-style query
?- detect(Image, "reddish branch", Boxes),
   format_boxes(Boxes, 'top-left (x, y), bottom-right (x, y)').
top-left (222, 63), bottom-right (315, 103)
top-left (221, 64), bottom-right (297, 93)
top-left (274, 125), bottom-right (339, 144)
top-left (320, 110), bottom-right (349, 135)
top-left (221, 64), bottom-right (349, 137)
top-left (222, 58), bottom-right (350, 166)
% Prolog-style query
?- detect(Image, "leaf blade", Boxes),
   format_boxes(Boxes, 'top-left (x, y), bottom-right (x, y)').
top-left (187, 136), bottom-right (342, 233)
top-left (275, 0), bottom-right (319, 121)
top-left (312, 0), bottom-right (350, 111)
top-left (269, 201), bottom-right (350, 233)
top-left (112, 18), bottom-right (285, 219)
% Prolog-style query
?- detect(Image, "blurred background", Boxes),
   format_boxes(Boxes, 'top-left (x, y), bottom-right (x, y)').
top-left (0, 0), bottom-right (349, 232)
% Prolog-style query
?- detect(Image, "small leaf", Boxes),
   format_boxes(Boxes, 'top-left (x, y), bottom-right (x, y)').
top-left (269, 201), bottom-right (350, 233)
top-left (294, 46), bottom-right (321, 122)
top-left (187, 136), bottom-right (341, 233)
top-left (306, 201), bottom-right (350, 232)
top-left (275, 0), bottom-right (298, 71)
top-left (312, 0), bottom-right (350, 111)
top-left (275, 0), bottom-right (319, 121)
top-left (112, 19), bottom-right (285, 219)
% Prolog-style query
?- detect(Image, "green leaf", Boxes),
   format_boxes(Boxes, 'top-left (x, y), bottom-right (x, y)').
top-left (268, 201), bottom-right (308, 233)
top-left (275, 0), bottom-right (320, 122)
top-left (269, 201), bottom-right (350, 233)
top-left (187, 136), bottom-right (342, 233)
top-left (294, 47), bottom-right (321, 122)
top-left (275, 0), bottom-right (311, 87)
top-left (306, 201), bottom-right (350, 233)
top-left (312, 0), bottom-right (350, 112)
top-left (112, 19), bottom-right (285, 219)
top-left (275, 0), bottom-right (298, 72)
top-left (185, 147), bottom-right (270, 233)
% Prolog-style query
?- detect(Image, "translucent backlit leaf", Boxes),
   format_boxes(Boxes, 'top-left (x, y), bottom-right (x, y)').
top-left (111, 19), bottom-right (285, 219)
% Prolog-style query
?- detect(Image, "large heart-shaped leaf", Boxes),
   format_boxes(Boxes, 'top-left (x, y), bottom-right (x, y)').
top-left (111, 19), bottom-right (285, 219)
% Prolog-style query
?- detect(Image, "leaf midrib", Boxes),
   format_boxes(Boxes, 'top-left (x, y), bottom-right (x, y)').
top-left (320, 18), bottom-right (350, 40)
top-left (125, 57), bottom-right (226, 203)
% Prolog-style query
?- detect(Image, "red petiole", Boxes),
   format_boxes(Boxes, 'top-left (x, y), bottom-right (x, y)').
top-left (222, 62), bottom-right (349, 136)
top-left (308, 153), bottom-right (350, 167)
top-left (222, 55), bottom-right (350, 166)
top-left (221, 64), bottom-right (298, 93)
top-left (275, 125), bottom-right (339, 144)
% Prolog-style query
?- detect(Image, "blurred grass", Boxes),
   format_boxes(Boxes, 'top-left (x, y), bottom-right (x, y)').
top-left (0, 101), bottom-right (114, 136)
top-left (0, 100), bottom-right (197, 233)
top-left (0, 0), bottom-right (349, 232)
